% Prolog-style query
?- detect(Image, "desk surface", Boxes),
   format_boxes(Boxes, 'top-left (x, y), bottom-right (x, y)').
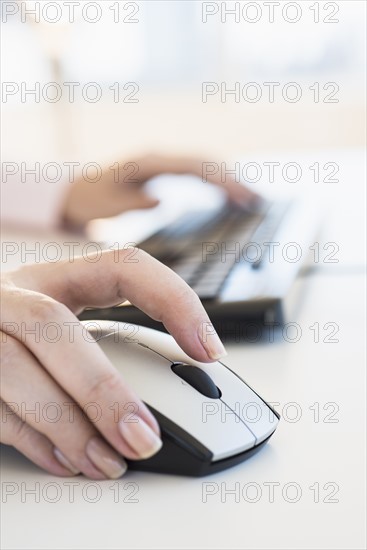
top-left (1, 149), bottom-right (366, 550)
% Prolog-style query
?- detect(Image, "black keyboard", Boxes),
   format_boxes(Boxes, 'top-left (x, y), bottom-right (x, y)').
top-left (139, 201), bottom-right (288, 300)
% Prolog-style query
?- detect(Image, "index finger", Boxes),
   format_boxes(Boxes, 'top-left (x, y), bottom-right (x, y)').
top-left (11, 248), bottom-right (227, 363)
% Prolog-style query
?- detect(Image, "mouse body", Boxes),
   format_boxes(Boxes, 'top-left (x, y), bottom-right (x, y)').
top-left (84, 321), bottom-right (279, 476)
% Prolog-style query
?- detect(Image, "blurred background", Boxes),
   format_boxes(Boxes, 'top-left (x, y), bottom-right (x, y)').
top-left (1, 0), bottom-right (365, 167)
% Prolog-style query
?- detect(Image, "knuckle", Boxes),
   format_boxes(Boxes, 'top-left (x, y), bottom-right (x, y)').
top-left (111, 246), bottom-right (142, 264)
top-left (27, 296), bottom-right (70, 323)
top-left (172, 283), bottom-right (201, 310)
top-left (0, 403), bottom-right (18, 444)
top-left (0, 335), bottom-right (23, 366)
top-left (9, 416), bottom-right (30, 446)
top-left (13, 418), bottom-right (28, 442)
top-left (86, 369), bottom-right (122, 403)
top-left (121, 246), bottom-right (141, 259)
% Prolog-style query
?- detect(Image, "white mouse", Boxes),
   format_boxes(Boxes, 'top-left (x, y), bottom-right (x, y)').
top-left (84, 320), bottom-right (280, 476)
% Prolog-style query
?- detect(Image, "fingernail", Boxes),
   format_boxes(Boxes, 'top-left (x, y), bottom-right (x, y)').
top-left (86, 437), bottom-right (127, 479)
top-left (198, 322), bottom-right (227, 361)
top-left (118, 416), bottom-right (162, 459)
top-left (53, 448), bottom-right (80, 475)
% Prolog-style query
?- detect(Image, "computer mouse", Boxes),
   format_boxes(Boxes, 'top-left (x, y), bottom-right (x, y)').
top-left (84, 320), bottom-right (280, 476)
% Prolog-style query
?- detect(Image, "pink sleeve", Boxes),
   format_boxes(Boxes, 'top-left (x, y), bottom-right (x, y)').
top-left (1, 170), bottom-right (71, 229)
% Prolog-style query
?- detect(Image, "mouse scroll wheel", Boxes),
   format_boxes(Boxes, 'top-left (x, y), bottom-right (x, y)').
top-left (171, 363), bottom-right (222, 399)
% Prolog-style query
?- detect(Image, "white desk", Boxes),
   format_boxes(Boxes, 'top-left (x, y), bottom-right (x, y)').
top-left (1, 150), bottom-right (366, 549)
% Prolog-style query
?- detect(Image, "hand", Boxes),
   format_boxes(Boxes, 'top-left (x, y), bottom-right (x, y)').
top-left (62, 154), bottom-right (259, 227)
top-left (0, 249), bottom-right (226, 479)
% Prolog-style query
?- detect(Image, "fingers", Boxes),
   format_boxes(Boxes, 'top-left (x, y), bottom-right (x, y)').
top-left (182, 157), bottom-right (260, 208)
top-left (1, 289), bottom-right (163, 462)
top-left (211, 176), bottom-right (261, 209)
top-left (2, 248), bottom-right (227, 472)
top-left (0, 333), bottom-right (128, 479)
top-left (0, 399), bottom-right (75, 477)
top-left (11, 249), bottom-right (227, 363)
top-left (123, 190), bottom-right (160, 211)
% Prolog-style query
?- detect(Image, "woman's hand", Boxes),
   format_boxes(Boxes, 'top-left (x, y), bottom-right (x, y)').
top-left (62, 154), bottom-right (259, 227)
top-left (0, 249), bottom-right (226, 479)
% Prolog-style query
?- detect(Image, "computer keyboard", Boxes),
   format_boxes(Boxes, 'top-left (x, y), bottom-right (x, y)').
top-left (138, 201), bottom-right (289, 300)
top-left (80, 195), bottom-right (321, 335)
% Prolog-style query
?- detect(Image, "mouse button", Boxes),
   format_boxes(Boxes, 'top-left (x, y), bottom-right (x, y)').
top-left (171, 363), bottom-right (221, 399)
top-left (153, 394), bottom-right (256, 462)
top-left (201, 406), bottom-right (257, 460)
top-left (214, 366), bottom-right (279, 442)
top-left (145, 404), bottom-right (213, 462)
